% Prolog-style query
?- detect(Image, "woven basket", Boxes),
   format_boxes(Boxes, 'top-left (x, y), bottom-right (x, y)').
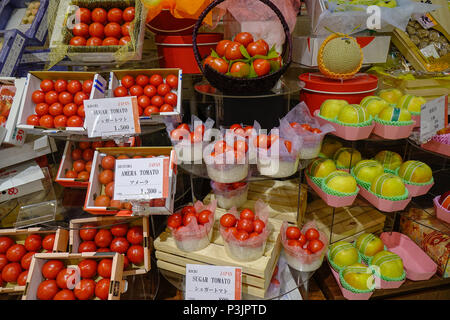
top-left (192, 0), bottom-right (292, 95)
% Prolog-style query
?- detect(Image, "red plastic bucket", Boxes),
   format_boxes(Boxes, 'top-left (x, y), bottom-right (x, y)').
top-left (156, 33), bottom-right (223, 74)
top-left (299, 73), bottom-right (378, 115)
top-left (147, 10), bottom-right (198, 35)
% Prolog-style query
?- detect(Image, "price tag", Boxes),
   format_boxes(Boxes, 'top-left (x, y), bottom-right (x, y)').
top-left (84, 97), bottom-right (141, 138)
top-left (420, 95), bottom-right (448, 143)
top-left (113, 157), bottom-right (170, 201)
top-left (185, 264), bottom-right (242, 300)
top-left (414, 13), bottom-right (437, 29)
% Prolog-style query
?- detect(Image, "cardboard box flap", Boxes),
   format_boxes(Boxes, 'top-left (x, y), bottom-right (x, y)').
top-left (0, 160), bottom-right (43, 191)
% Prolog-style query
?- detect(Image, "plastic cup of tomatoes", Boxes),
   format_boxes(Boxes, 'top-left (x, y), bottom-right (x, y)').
top-left (210, 180), bottom-right (249, 210)
top-left (219, 200), bottom-right (271, 262)
top-left (281, 221), bottom-right (328, 272)
top-left (167, 200), bottom-right (217, 252)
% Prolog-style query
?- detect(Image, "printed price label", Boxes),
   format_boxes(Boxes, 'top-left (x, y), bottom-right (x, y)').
top-left (114, 157), bottom-right (169, 201)
top-left (84, 97), bottom-right (141, 138)
top-left (414, 13), bottom-right (437, 29)
top-left (185, 264), bottom-right (242, 300)
top-left (420, 95), bottom-right (448, 143)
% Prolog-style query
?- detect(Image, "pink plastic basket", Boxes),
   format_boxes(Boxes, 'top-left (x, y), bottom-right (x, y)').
top-left (328, 261), bottom-right (373, 300)
top-left (380, 232), bottom-right (437, 281)
top-left (421, 140), bottom-right (450, 157)
top-left (372, 121), bottom-right (415, 140)
top-left (306, 175), bottom-right (358, 208)
top-left (358, 187), bottom-right (411, 212)
top-left (434, 195), bottom-right (450, 224)
top-left (411, 114), bottom-right (420, 128)
top-left (404, 181), bottom-right (434, 197)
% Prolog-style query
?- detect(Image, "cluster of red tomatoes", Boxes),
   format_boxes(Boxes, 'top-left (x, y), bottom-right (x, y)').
top-left (290, 122), bottom-right (322, 134)
top-left (36, 258), bottom-right (114, 300)
top-left (211, 140), bottom-right (247, 160)
top-left (169, 122), bottom-right (205, 143)
top-left (204, 32), bottom-right (281, 77)
top-left (77, 223), bottom-right (144, 271)
top-left (253, 134), bottom-right (293, 153)
top-left (70, 7), bottom-right (135, 47)
top-left (285, 226), bottom-right (324, 254)
top-left (0, 86), bottom-right (15, 125)
top-left (0, 233), bottom-right (55, 287)
top-left (219, 209), bottom-right (266, 241)
top-left (167, 205), bottom-right (212, 229)
top-left (27, 78), bottom-right (93, 128)
top-left (113, 73), bottom-right (178, 116)
top-left (212, 181), bottom-right (247, 192)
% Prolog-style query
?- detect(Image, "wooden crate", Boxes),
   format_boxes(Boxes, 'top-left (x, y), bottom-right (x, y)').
top-left (304, 199), bottom-right (387, 243)
top-left (203, 179), bottom-right (308, 225)
top-left (154, 212), bottom-right (283, 298)
top-left (0, 227), bottom-right (69, 294)
top-left (22, 252), bottom-right (125, 300)
top-left (69, 216), bottom-right (151, 277)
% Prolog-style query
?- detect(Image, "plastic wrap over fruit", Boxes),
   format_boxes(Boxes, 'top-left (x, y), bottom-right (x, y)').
top-left (165, 115), bottom-right (215, 146)
top-left (309, 0), bottom-right (437, 36)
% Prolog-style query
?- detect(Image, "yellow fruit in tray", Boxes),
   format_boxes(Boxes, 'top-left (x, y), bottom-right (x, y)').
top-left (329, 241), bottom-right (360, 268)
top-left (355, 233), bottom-right (384, 257)
top-left (320, 137), bottom-right (343, 159)
top-left (378, 106), bottom-right (412, 122)
top-left (360, 96), bottom-right (389, 117)
top-left (325, 171), bottom-right (357, 193)
top-left (353, 160), bottom-right (384, 184)
top-left (374, 150), bottom-right (403, 171)
top-left (397, 94), bottom-right (427, 113)
top-left (371, 251), bottom-right (404, 278)
top-left (370, 173), bottom-right (406, 197)
top-left (318, 33), bottom-right (363, 79)
top-left (307, 158), bottom-right (337, 178)
top-left (334, 147), bottom-right (362, 169)
top-left (398, 160), bottom-right (433, 183)
top-left (320, 99), bottom-right (349, 119)
top-left (343, 263), bottom-right (375, 291)
top-left (378, 89), bottom-right (403, 104)
top-left (337, 104), bottom-right (369, 124)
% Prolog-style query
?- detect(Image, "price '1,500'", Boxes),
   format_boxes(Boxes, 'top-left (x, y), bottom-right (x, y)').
top-left (114, 124), bottom-right (130, 131)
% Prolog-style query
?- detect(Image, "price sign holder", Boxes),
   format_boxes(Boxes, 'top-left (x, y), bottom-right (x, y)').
top-left (185, 264), bottom-right (242, 300)
top-left (84, 96), bottom-right (141, 138)
top-left (420, 95), bottom-right (448, 144)
top-left (114, 157), bottom-right (170, 201)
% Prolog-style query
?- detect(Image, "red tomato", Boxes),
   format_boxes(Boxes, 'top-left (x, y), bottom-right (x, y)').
top-left (253, 219), bottom-right (265, 234)
top-left (102, 37), bottom-right (119, 46)
top-left (35, 102), bottom-right (49, 116)
top-left (197, 210), bottom-right (211, 225)
top-left (225, 42), bottom-right (244, 60)
top-left (122, 7), bottom-right (135, 22)
top-left (78, 141), bottom-right (90, 149)
top-left (85, 161), bottom-right (92, 173)
top-left (286, 227), bottom-right (301, 240)
top-left (95, 278), bottom-right (110, 300)
top-left (89, 22), bottom-right (104, 38)
top-left (74, 279), bottom-right (95, 300)
top-left (26, 114), bottom-right (40, 126)
top-left (42, 234), bottom-right (55, 251)
top-left (121, 75), bottom-right (135, 88)
top-left (73, 160), bottom-right (86, 172)
top-left (156, 84), bottom-right (170, 97)
top-left (42, 260), bottom-right (64, 279)
top-left (114, 86), bottom-right (128, 97)
top-left (104, 22), bottom-right (122, 38)
top-left (20, 252), bottom-right (35, 270)
top-left (127, 245), bottom-right (144, 264)
top-left (126, 226), bottom-right (143, 245)
top-left (183, 212), bottom-right (197, 226)
top-left (78, 259), bottom-right (97, 279)
top-left (79, 241), bottom-right (97, 253)
top-left (110, 224), bottom-right (128, 237)
top-left (181, 206), bottom-right (196, 215)
top-left (167, 214), bottom-right (182, 229)
top-left (108, 8), bottom-right (123, 23)
top-left (0, 237), bottom-right (14, 254)
top-left (0, 254), bottom-right (8, 272)
top-left (54, 115), bottom-right (67, 127)
top-left (253, 59), bottom-right (271, 77)
top-left (119, 22), bottom-right (131, 37)
top-left (73, 23), bottom-right (89, 37)
top-left (129, 85), bottom-right (144, 97)
top-left (56, 268), bottom-right (77, 289)
top-left (37, 280), bottom-right (58, 300)
top-left (298, 234), bottom-right (307, 247)
top-left (249, 232), bottom-right (259, 239)
top-left (110, 237), bottom-right (130, 254)
top-left (305, 228), bottom-right (320, 241)
top-left (24, 234), bottom-right (42, 251)
top-left (86, 37), bottom-right (103, 46)
top-left (234, 32), bottom-right (254, 47)
top-left (105, 181), bottom-right (114, 198)
top-left (2, 262), bottom-right (21, 282)
top-left (40, 80), bottom-right (54, 92)
top-left (119, 36), bottom-right (131, 45)
top-left (209, 58), bottom-right (228, 74)
top-left (32, 90), bottom-right (45, 104)
top-left (237, 219), bottom-right (254, 233)
top-left (17, 270), bottom-right (28, 286)
top-left (234, 140), bottom-right (248, 154)
top-left (137, 95), bottom-right (151, 108)
top-left (75, 8), bottom-right (91, 24)
top-left (308, 239), bottom-right (324, 253)
top-left (164, 92), bottom-right (177, 106)
top-left (77, 171), bottom-right (90, 181)
top-left (100, 155), bottom-right (115, 170)
top-left (134, 75), bottom-right (148, 88)
top-left (312, 128), bottom-right (322, 134)
top-left (71, 148), bottom-right (82, 161)
top-left (74, 91), bottom-right (88, 105)
top-left (67, 115), bottom-right (83, 127)
top-left (303, 248), bottom-right (312, 255)
top-left (240, 209), bottom-right (255, 220)
top-left (82, 79), bottom-right (93, 94)
top-left (91, 141), bottom-right (104, 149)
top-left (160, 104), bottom-right (174, 112)
top-left (44, 91), bottom-right (58, 105)
top-left (235, 230), bottom-right (249, 241)
top-left (98, 169), bottom-right (113, 185)
top-left (49, 102), bottom-right (63, 116)
top-left (215, 40), bottom-right (232, 57)
top-left (150, 74), bottom-right (163, 87)
top-left (287, 239), bottom-right (302, 247)
top-left (69, 36), bottom-right (87, 46)
top-left (123, 256), bottom-right (130, 270)
top-left (94, 229), bottom-right (113, 248)
top-left (246, 41), bottom-right (268, 57)
top-left (97, 259), bottom-right (112, 278)
top-left (165, 74), bottom-right (178, 89)
top-left (6, 244), bottom-right (26, 262)
top-left (80, 149), bottom-right (93, 162)
top-left (91, 8), bottom-right (107, 24)
top-left (67, 80), bottom-right (82, 94)
top-left (54, 289), bottom-right (76, 300)
top-left (77, 105), bottom-right (85, 117)
top-left (150, 95), bottom-right (163, 107)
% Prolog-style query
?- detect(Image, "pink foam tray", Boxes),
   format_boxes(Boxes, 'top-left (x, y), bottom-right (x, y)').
top-left (328, 261), bottom-right (373, 300)
top-left (411, 114), bottom-right (420, 128)
top-left (404, 181), bottom-right (434, 197)
top-left (314, 111), bottom-right (375, 141)
top-left (373, 274), bottom-right (405, 289)
top-left (359, 187), bottom-right (411, 212)
top-left (421, 140), bottom-right (450, 157)
top-left (372, 121), bottom-right (415, 140)
top-left (433, 196), bottom-right (450, 224)
top-left (306, 175), bottom-right (358, 208)
top-left (380, 232), bottom-right (437, 281)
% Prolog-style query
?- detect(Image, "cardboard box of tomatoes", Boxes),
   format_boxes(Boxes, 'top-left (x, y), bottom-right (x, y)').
top-left (16, 71), bottom-right (108, 136)
top-left (84, 147), bottom-right (177, 216)
top-left (108, 68), bottom-right (182, 125)
top-left (22, 252), bottom-right (125, 300)
top-left (69, 216), bottom-right (151, 277)
top-left (0, 227), bottom-right (69, 294)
